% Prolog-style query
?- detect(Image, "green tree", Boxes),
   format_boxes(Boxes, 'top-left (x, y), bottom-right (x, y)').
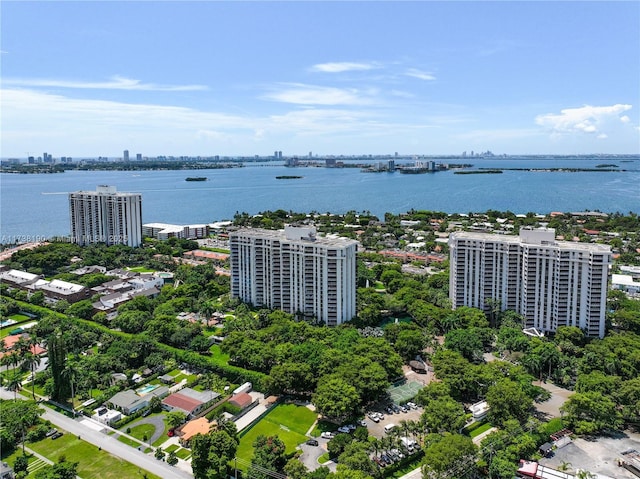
top-left (327, 433), bottom-right (354, 459)
top-left (561, 391), bottom-right (623, 434)
top-left (1, 400), bottom-right (44, 453)
top-left (486, 379), bottom-right (533, 427)
top-left (166, 411), bottom-right (187, 430)
top-left (313, 376), bottom-right (360, 421)
top-left (167, 450), bottom-right (178, 466)
top-left (420, 396), bottom-right (466, 434)
top-left (249, 435), bottom-right (287, 479)
top-left (33, 458), bottom-right (78, 479)
top-left (422, 434), bottom-right (477, 479)
top-left (154, 447), bottom-right (166, 461)
top-left (14, 455), bottom-right (29, 476)
top-left (191, 430), bottom-right (238, 479)
top-left (284, 458), bottom-right (309, 479)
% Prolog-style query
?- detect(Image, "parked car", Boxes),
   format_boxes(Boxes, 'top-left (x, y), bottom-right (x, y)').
top-left (50, 432), bottom-right (63, 440)
top-left (321, 431), bottom-right (335, 439)
top-left (346, 424), bottom-right (356, 431)
top-left (337, 426), bottom-right (350, 434)
top-left (358, 419), bottom-right (367, 427)
top-left (368, 413), bottom-right (380, 423)
top-left (306, 439), bottom-right (319, 446)
top-left (142, 409), bottom-right (152, 417)
top-left (167, 429), bottom-right (175, 437)
top-left (45, 428), bottom-right (58, 438)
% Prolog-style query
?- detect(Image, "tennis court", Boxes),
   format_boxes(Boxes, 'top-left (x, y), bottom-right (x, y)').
top-left (388, 380), bottom-right (423, 404)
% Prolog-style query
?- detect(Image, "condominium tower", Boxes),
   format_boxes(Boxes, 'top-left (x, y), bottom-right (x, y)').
top-left (69, 185), bottom-right (142, 247)
top-left (230, 226), bottom-right (358, 326)
top-left (449, 228), bottom-right (611, 337)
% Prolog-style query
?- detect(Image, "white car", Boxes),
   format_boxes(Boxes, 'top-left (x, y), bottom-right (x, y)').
top-left (321, 432), bottom-right (335, 439)
top-left (337, 426), bottom-right (350, 434)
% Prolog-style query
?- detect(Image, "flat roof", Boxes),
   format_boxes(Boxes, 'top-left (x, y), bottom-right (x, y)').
top-left (231, 227), bottom-right (358, 248)
top-left (450, 231), bottom-right (611, 253)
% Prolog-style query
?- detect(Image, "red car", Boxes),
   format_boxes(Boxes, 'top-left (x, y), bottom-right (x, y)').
top-left (167, 429), bottom-right (175, 437)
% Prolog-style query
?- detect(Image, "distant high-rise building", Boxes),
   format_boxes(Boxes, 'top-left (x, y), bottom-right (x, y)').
top-left (136, 153), bottom-right (142, 161)
top-left (69, 185), bottom-right (142, 247)
top-left (230, 226), bottom-right (358, 326)
top-left (449, 228), bottom-right (611, 338)
top-left (123, 150), bottom-right (129, 161)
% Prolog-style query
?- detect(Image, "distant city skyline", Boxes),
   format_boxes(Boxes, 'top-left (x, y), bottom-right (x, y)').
top-left (1, 2), bottom-right (639, 157)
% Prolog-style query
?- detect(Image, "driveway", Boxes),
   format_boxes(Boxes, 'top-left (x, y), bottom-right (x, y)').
top-left (125, 414), bottom-right (167, 446)
top-left (298, 438), bottom-right (336, 472)
top-left (533, 380), bottom-right (574, 418)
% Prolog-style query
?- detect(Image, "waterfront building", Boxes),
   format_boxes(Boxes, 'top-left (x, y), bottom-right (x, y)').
top-left (69, 185), bottom-right (142, 247)
top-left (123, 149), bottom-right (129, 161)
top-left (142, 222), bottom-right (209, 240)
top-left (449, 228), bottom-right (611, 337)
top-left (230, 226), bottom-right (358, 326)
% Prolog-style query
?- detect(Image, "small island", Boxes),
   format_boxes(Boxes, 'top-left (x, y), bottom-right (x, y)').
top-left (185, 177), bottom-right (208, 181)
top-left (454, 170), bottom-right (503, 175)
top-left (276, 175), bottom-right (303, 179)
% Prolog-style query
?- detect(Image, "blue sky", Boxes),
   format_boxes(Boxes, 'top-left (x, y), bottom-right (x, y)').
top-left (1, 1), bottom-right (639, 157)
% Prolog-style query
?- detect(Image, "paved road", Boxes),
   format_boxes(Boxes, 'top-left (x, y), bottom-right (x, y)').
top-left (1, 387), bottom-right (193, 479)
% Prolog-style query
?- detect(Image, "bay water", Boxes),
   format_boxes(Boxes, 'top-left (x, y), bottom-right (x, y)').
top-left (1, 157), bottom-right (639, 242)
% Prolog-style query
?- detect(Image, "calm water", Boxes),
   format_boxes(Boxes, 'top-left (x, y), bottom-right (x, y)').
top-left (1, 158), bottom-right (639, 242)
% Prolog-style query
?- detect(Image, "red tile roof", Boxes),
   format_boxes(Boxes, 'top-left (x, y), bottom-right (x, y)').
top-left (162, 392), bottom-right (203, 414)
top-left (0, 334), bottom-right (46, 358)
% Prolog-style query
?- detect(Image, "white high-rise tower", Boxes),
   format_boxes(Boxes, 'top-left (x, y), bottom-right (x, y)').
top-left (449, 228), bottom-right (611, 337)
top-left (69, 185), bottom-right (142, 247)
top-left (230, 226), bottom-right (358, 326)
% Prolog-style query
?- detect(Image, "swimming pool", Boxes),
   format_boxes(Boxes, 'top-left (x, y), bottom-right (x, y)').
top-left (136, 384), bottom-right (159, 395)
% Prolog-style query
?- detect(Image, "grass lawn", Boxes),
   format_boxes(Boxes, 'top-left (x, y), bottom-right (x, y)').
top-left (165, 444), bottom-right (179, 453)
top-left (236, 404), bottom-right (316, 469)
top-left (29, 433), bottom-right (160, 479)
top-left (208, 345), bottom-right (230, 365)
top-left (8, 313), bottom-right (31, 321)
top-left (126, 423), bottom-right (156, 442)
top-left (318, 453), bottom-right (330, 464)
top-left (175, 448), bottom-right (191, 460)
top-left (117, 435), bottom-right (140, 448)
top-left (469, 422), bottom-right (493, 438)
top-left (127, 266), bottom-right (156, 273)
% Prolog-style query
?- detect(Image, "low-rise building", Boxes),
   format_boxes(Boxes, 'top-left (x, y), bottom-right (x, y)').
top-left (162, 388), bottom-right (220, 418)
top-left (179, 417), bottom-right (215, 446)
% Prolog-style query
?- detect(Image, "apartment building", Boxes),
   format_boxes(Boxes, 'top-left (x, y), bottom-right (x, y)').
top-left (69, 185), bottom-right (142, 247)
top-left (449, 228), bottom-right (611, 337)
top-left (230, 226), bottom-right (358, 326)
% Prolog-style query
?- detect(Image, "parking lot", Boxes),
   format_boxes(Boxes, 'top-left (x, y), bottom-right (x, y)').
top-left (540, 431), bottom-right (640, 479)
top-left (363, 403), bottom-right (423, 438)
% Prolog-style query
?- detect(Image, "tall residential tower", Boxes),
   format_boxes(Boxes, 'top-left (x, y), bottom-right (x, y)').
top-left (69, 185), bottom-right (142, 247)
top-left (230, 226), bottom-right (358, 326)
top-left (449, 228), bottom-right (611, 337)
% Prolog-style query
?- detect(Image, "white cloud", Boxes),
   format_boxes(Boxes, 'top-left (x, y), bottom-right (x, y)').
top-left (597, 133), bottom-right (608, 139)
top-left (535, 104), bottom-right (632, 136)
top-left (262, 83), bottom-right (375, 106)
top-left (404, 68), bottom-right (436, 81)
top-left (620, 115), bottom-right (630, 123)
top-left (2, 75), bottom-right (207, 91)
top-left (310, 62), bottom-right (378, 73)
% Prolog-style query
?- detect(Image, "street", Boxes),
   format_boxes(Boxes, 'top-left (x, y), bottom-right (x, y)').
top-left (1, 387), bottom-right (193, 478)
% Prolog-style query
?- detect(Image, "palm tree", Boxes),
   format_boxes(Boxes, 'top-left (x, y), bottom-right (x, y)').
top-left (5, 370), bottom-right (23, 399)
top-left (558, 461), bottom-right (572, 472)
top-left (62, 359), bottom-right (79, 410)
top-left (21, 351), bottom-right (41, 400)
